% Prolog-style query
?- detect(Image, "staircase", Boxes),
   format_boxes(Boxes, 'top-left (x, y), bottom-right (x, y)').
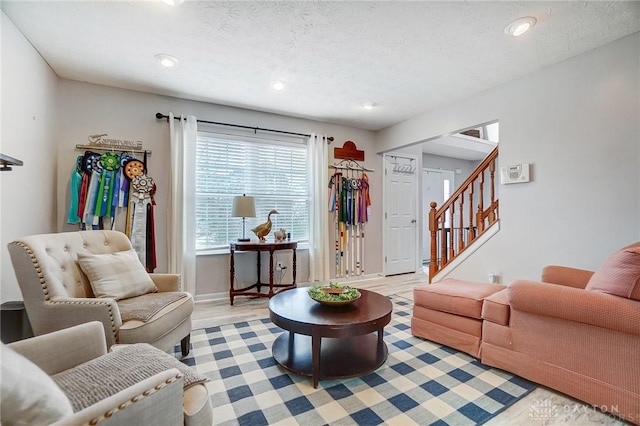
top-left (428, 147), bottom-right (499, 282)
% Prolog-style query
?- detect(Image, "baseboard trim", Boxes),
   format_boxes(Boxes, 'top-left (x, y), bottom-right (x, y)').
top-left (326, 273), bottom-right (384, 284)
top-left (194, 292), bottom-right (228, 303)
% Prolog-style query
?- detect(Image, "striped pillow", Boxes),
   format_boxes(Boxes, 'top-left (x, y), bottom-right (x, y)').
top-left (77, 250), bottom-right (157, 300)
top-left (586, 247), bottom-right (640, 300)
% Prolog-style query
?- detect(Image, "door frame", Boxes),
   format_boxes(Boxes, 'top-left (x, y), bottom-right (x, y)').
top-left (382, 153), bottom-right (420, 276)
top-left (422, 167), bottom-right (456, 263)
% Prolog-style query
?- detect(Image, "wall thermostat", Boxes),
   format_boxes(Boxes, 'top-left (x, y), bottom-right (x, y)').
top-left (500, 163), bottom-right (530, 184)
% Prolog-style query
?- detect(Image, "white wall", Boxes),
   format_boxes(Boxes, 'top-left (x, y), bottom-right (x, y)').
top-left (55, 81), bottom-right (380, 297)
top-left (1, 13), bottom-right (59, 302)
top-left (377, 33), bottom-right (640, 284)
top-left (1, 10), bottom-right (381, 301)
top-left (422, 153), bottom-right (477, 191)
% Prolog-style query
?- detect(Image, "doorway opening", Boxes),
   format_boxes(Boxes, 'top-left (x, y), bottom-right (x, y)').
top-left (382, 121), bottom-right (499, 278)
top-left (422, 168), bottom-right (455, 263)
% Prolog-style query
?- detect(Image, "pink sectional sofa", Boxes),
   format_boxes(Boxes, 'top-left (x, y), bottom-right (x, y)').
top-left (412, 243), bottom-right (640, 424)
top-left (412, 280), bottom-right (503, 358)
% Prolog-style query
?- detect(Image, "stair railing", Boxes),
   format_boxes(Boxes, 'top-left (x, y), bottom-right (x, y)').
top-left (429, 147), bottom-right (499, 281)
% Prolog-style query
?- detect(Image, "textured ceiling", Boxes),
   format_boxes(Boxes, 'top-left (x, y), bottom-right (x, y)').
top-left (2, 1), bottom-right (639, 131)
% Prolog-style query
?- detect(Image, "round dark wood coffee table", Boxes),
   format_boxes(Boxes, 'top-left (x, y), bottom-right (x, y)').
top-left (268, 287), bottom-right (393, 388)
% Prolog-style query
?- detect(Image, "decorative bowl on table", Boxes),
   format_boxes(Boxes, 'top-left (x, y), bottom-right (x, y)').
top-left (307, 283), bottom-right (361, 306)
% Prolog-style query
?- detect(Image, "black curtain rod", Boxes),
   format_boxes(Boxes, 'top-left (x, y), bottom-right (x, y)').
top-left (155, 113), bottom-right (334, 142)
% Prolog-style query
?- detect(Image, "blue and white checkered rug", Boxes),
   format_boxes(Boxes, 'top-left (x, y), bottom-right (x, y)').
top-left (173, 296), bottom-right (535, 425)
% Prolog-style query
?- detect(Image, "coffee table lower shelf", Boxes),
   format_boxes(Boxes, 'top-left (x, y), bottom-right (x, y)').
top-left (272, 332), bottom-right (388, 387)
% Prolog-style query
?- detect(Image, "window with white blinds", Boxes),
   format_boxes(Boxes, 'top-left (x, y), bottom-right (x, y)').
top-left (195, 132), bottom-right (309, 251)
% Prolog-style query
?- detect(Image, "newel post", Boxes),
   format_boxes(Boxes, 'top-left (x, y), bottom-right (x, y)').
top-left (429, 202), bottom-right (437, 281)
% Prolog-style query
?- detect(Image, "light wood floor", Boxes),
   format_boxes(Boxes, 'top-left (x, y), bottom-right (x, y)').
top-left (193, 272), bottom-right (627, 426)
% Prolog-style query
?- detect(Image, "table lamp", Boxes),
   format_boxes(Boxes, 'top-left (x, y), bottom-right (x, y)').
top-left (232, 194), bottom-right (256, 242)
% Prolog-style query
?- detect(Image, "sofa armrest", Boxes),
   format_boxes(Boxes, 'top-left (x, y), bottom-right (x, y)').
top-left (39, 298), bottom-right (123, 347)
top-left (507, 280), bottom-right (640, 335)
top-left (149, 274), bottom-right (182, 292)
top-left (540, 265), bottom-right (594, 288)
top-left (53, 369), bottom-right (184, 426)
top-left (8, 322), bottom-right (107, 375)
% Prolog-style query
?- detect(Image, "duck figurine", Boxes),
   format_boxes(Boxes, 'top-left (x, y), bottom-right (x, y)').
top-left (251, 209), bottom-right (278, 242)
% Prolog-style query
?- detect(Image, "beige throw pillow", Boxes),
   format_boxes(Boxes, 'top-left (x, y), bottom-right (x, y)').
top-left (0, 343), bottom-right (74, 424)
top-left (77, 249), bottom-right (157, 300)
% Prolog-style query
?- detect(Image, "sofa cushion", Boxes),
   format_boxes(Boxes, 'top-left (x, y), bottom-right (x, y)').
top-left (118, 292), bottom-right (193, 345)
top-left (117, 292), bottom-right (188, 322)
top-left (0, 343), bottom-right (74, 424)
top-left (586, 247), bottom-right (640, 300)
top-left (413, 305), bottom-right (482, 336)
top-left (77, 249), bottom-right (157, 300)
top-left (482, 288), bottom-right (510, 325)
top-left (414, 279), bottom-right (504, 319)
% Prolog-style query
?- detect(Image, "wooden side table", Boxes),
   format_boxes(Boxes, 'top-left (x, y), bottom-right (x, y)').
top-left (0, 301), bottom-right (33, 343)
top-left (229, 241), bottom-right (297, 305)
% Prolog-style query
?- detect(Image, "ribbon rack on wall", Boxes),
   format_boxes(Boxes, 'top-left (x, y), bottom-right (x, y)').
top-left (328, 140), bottom-right (373, 279)
top-left (68, 134), bottom-right (157, 272)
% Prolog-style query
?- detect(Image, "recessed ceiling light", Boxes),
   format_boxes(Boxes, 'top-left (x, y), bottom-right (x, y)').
top-left (161, 0), bottom-right (185, 5)
top-left (271, 80), bottom-right (286, 91)
top-left (504, 16), bottom-right (537, 37)
top-left (155, 53), bottom-right (178, 67)
top-left (362, 102), bottom-right (378, 110)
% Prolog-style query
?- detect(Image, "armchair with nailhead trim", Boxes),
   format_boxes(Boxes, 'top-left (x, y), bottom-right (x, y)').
top-left (7, 230), bottom-right (193, 356)
top-left (3, 321), bottom-right (212, 426)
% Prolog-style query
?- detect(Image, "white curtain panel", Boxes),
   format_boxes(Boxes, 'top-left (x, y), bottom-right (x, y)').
top-left (168, 113), bottom-right (197, 294)
top-left (307, 133), bottom-right (329, 283)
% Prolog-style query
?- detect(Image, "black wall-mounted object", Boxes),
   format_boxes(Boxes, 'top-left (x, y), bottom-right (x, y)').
top-left (0, 153), bottom-right (24, 171)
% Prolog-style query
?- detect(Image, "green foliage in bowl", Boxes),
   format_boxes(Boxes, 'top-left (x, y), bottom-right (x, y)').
top-left (307, 282), bottom-right (361, 303)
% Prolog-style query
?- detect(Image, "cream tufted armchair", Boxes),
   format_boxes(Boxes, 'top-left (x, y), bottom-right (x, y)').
top-left (3, 322), bottom-right (212, 426)
top-left (7, 230), bottom-right (193, 355)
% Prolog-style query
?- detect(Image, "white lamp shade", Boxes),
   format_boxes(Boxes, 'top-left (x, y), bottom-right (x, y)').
top-left (232, 195), bottom-right (256, 218)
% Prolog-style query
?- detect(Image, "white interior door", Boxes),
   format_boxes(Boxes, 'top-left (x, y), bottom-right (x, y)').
top-left (383, 154), bottom-right (418, 275)
top-left (422, 169), bottom-right (455, 262)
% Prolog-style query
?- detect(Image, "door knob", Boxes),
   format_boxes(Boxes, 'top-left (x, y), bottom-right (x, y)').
top-left (411, 219), bottom-right (416, 223)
